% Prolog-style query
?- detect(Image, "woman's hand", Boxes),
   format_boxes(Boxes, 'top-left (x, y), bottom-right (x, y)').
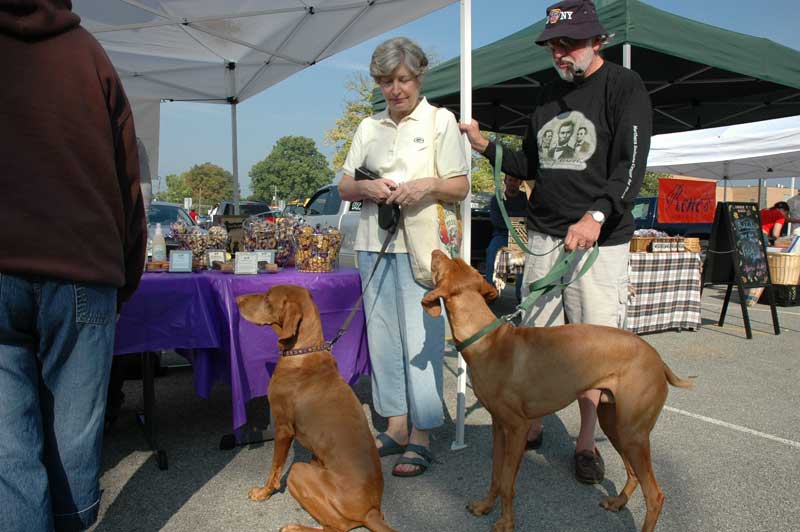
top-left (386, 178), bottom-right (434, 207)
top-left (362, 178), bottom-right (398, 204)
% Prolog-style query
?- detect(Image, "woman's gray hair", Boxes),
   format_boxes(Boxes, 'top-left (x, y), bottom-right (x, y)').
top-left (370, 37), bottom-right (429, 80)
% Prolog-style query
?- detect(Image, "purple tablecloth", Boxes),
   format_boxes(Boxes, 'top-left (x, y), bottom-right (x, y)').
top-left (115, 268), bottom-right (370, 430)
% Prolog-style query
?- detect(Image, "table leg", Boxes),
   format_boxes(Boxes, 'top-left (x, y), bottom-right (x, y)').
top-left (136, 351), bottom-right (168, 470)
top-left (219, 399), bottom-right (275, 450)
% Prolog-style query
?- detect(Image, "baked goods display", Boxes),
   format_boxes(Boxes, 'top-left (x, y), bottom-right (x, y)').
top-left (294, 224), bottom-right (343, 272)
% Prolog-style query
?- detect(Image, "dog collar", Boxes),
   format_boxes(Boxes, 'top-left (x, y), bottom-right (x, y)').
top-left (280, 342), bottom-right (331, 357)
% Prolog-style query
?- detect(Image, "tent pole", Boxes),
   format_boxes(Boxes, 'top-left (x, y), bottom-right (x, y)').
top-left (231, 102), bottom-right (241, 214)
top-left (452, 0), bottom-right (472, 452)
top-left (790, 177), bottom-right (796, 234)
top-left (758, 178), bottom-right (764, 209)
top-left (723, 161), bottom-right (729, 202)
top-left (623, 43), bottom-right (631, 69)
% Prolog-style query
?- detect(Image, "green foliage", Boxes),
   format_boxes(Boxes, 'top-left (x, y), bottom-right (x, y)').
top-left (324, 73), bottom-right (375, 172)
top-left (155, 164), bottom-right (234, 209)
top-left (155, 173), bottom-right (190, 203)
top-left (639, 172), bottom-right (668, 197)
top-left (249, 136), bottom-right (334, 202)
top-left (470, 132), bottom-right (524, 192)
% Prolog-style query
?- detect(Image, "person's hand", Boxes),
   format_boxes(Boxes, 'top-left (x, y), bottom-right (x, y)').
top-left (386, 179), bottom-right (433, 207)
top-left (564, 213), bottom-right (602, 252)
top-left (363, 178), bottom-right (398, 204)
top-left (458, 119), bottom-right (489, 153)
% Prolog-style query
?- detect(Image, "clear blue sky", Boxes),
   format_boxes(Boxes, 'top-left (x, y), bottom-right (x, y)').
top-left (155, 0), bottom-right (800, 197)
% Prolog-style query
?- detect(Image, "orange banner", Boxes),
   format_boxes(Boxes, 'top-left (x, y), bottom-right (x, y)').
top-left (657, 179), bottom-right (716, 223)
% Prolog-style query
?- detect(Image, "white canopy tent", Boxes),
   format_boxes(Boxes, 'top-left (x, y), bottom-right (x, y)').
top-left (74, 0), bottom-right (476, 450)
top-left (74, 0), bottom-right (460, 208)
top-left (647, 115), bottom-right (800, 201)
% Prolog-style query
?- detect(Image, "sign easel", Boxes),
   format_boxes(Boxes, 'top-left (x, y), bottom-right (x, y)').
top-left (703, 202), bottom-right (780, 339)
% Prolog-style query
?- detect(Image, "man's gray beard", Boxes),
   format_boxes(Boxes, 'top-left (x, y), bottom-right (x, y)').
top-left (552, 56), bottom-right (593, 82)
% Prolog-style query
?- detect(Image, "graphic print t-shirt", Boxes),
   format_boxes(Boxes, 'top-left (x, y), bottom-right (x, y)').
top-left (485, 61), bottom-right (652, 246)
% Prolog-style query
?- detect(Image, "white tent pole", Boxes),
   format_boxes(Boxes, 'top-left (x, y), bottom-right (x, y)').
top-left (790, 177), bottom-right (796, 234)
top-left (452, 0), bottom-right (472, 452)
top-left (623, 43), bottom-right (631, 69)
top-left (228, 62), bottom-right (241, 215)
top-left (758, 178), bottom-right (764, 208)
top-left (231, 103), bottom-right (241, 214)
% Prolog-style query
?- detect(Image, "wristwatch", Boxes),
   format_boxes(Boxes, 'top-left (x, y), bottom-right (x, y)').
top-left (588, 210), bottom-right (606, 224)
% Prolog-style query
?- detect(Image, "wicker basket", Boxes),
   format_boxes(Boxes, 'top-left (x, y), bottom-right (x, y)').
top-left (507, 217), bottom-right (529, 253)
top-left (630, 237), bottom-right (653, 252)
top-left (767, 252), bottom-right (800, 285)
top-left (684, 237), bottom-right (701, 253)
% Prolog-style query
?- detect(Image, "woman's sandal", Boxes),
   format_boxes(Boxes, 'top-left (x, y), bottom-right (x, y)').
top-left (376, 432), bottom-right (406, 457)
top-left (392, 443), bottom-right (435, 477)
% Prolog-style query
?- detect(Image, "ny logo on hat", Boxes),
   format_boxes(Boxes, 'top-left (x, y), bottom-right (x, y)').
top-left (548, 8), bottom-right (574, 25)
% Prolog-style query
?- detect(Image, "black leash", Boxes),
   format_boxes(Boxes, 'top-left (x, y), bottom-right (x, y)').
top-left (327, 222), bottom-right (398, 348)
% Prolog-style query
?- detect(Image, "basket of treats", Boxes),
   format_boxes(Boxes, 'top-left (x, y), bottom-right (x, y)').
top-left (293, 224), bottom-right (343, 272)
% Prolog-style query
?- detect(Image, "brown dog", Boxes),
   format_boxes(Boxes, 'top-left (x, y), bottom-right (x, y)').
top-left (237, 285), bottom-right (397, 532)
top-left (421, 250), bottom-right (693, 532)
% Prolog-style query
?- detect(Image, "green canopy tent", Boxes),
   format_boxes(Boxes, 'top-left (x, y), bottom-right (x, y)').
top-left (375, 0), bottom-right (800, 135)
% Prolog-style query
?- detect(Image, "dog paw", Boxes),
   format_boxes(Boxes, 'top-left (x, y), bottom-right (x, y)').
top-left (248, 486), bottom-right (272, 501)
top-left (600, 495), bottom-right (628, 512)
top-left (491, 518), bottom-right (514, 532)
top-left (466, 499), bottom-right (494, 516)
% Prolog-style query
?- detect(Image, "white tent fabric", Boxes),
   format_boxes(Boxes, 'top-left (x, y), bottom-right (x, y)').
top-left (647, 115), bottom-right (800, 180)
top-left (74, 0), bottom-right (455, 104)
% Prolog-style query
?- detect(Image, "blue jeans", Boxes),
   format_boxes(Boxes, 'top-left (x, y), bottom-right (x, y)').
top-left (485, 234), bottom-right (522, 302)
top-left (357, 252), bottom-right (445, 430)
top-left (0, 273), bottom-right (116, 532)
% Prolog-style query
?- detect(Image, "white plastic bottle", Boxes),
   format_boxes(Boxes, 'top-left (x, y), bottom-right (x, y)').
top-left (152, 222), bottom-right (167, 261)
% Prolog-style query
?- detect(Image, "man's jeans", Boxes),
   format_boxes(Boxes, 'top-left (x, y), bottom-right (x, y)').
top-left (0, 273), bottom-right (116, 532)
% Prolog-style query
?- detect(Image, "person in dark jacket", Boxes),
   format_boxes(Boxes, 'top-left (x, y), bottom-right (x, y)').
top-left (485, 174), bottom-right (528, 302)
top-left (0, 1), bottom-right (146, 530)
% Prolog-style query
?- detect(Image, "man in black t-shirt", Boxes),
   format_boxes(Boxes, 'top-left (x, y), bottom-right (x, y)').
top-left (460, 0), bottom-right (652, 485)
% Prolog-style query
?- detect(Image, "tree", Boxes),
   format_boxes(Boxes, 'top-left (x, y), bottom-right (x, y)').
top-left (155, 163), bottom-right (233, 209)
top-left (324, 73), bottom-right (375, 172)
top-left (470, 132), bottom-right (524, 192)
top-left (639, 172), bottom-right (669, 197)
top-left (155, 173), bottom-right (190, 203)
top-left (249, 136), bottom-right (334, 202)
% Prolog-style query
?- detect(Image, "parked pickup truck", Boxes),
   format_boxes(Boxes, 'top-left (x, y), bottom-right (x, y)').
top-left (302, 184), bottom-right (494, 271)
top-left (632, 196), bottom-right (712, 239)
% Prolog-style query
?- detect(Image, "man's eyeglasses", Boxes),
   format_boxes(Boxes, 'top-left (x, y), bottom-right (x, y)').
top-left (545, 37), bottom-right (590, 52)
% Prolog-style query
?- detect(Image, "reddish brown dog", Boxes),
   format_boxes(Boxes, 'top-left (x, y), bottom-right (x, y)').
top-left (421, 250), bottom-right (693, 532)
top-left (237, 285), bottom-right (397, 532)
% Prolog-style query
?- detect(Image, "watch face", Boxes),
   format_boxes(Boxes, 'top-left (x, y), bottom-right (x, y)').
top-left (592, 211), bottom-right (605, 223)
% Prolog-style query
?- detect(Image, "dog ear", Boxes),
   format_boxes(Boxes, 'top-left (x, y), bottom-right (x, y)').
top-left (236, 293), bottom-right (270, 325)
top-left (479, 277), bottom-right (499, 302)
top-left (273, 300), bottom-right (303, 342)
top-left (421, 288), bottom-right (444, 317)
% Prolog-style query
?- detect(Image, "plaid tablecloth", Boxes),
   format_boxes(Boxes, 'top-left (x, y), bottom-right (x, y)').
top-left (495, 249), bottom-right (526, 277)
top-left (626, 252), bottom-right (702, 334)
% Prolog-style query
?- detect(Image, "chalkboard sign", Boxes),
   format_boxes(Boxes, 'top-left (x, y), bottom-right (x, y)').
top-left (704, 202), bottom-right (780, 339)
top-left (705, 202), bottom-right (769, 288)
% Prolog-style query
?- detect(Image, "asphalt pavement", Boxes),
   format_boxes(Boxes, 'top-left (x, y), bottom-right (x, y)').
top-left (90, 285), bottom-right (800, 532)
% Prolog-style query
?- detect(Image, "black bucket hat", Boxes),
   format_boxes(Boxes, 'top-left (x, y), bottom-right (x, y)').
top-left (535, 0), bottom-right (608, 45)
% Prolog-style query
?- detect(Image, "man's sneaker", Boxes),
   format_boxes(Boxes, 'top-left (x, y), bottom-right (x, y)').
top-left (574, 448), bottom-right (605, 484)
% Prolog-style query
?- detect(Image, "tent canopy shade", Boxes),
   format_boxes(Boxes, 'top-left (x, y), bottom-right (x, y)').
top-left (646, 115), bottom-right (800, 181)
top-left (374, 0), bottom-right (800, 136)
top-left (75, 0), bottom-right (457, 103)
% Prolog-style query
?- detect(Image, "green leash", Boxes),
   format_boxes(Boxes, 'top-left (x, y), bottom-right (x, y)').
top-left (454, 145), bottom-right (599, 352)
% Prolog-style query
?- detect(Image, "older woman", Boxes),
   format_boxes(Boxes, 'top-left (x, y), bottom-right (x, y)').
top-left (338, 37), bottom-right (469, 477)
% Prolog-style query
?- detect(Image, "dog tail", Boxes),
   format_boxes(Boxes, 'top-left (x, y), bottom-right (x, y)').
top-left (664, 363), bottom-right (694, 389)
top-left (363, 508), bottom-right (399, 532)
